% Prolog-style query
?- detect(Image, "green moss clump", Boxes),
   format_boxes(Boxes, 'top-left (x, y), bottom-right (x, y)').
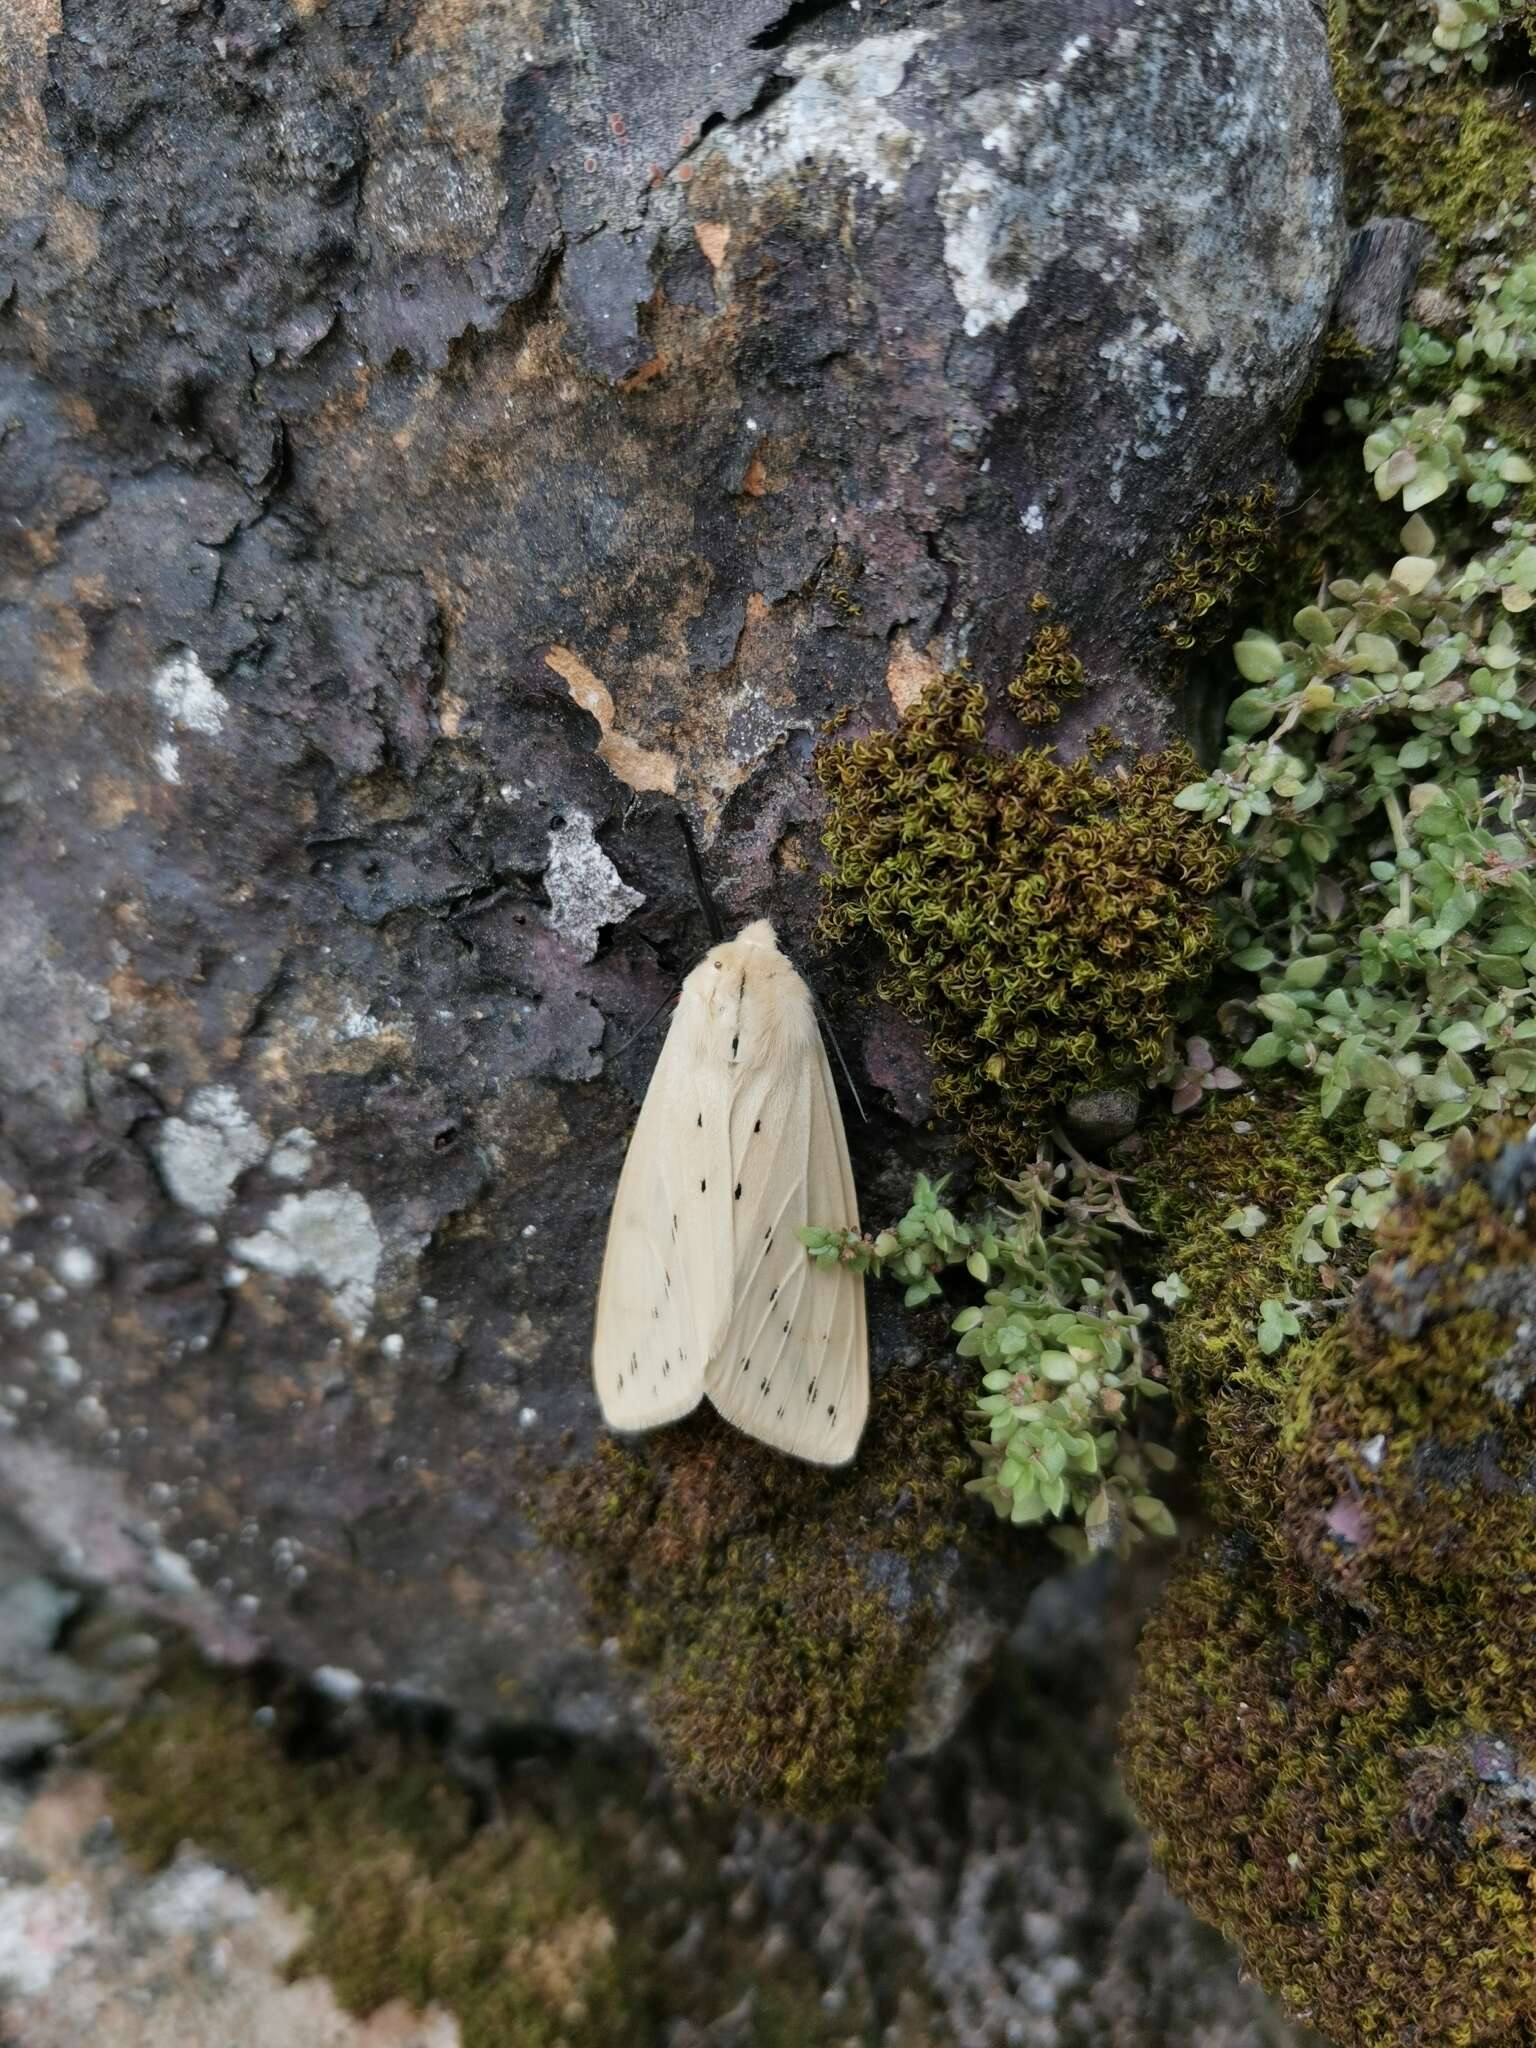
top-left (1123, 1539), bottom-right (1536, 2048)
top-left (1127, 1124), bottom-right (1536, 2047)
top-left (1132, 1093), bottom-right (1375, 1542)
top-left (1329, 1), bottom-right (1536, 284)
top-left (1007, 613), bottom-right (1087, 724)
top-left (547, 1364), bottom-right (984, 1817)
top-left (1282, 1122), bottom-right (1536, 1624)
top-left (97, 1665), bottom-right (643, 2048)
top-left (815, 670), bottom-right (1235, 1168)
top-left (1144, 485), bottom-right (1278, 652)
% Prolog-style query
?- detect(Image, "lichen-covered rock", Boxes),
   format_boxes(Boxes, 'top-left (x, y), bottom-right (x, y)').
top-left (0, 0), bottom-right (1343, 1752)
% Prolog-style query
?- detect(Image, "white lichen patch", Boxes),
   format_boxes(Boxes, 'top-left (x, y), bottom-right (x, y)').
top-left (232, 1187), bottom-right (383, 1335)
top-left (53, 1246), bottom-right (98, 1289)
top-left (707, 29), bottom-right (930, 198)
top-left (265, 1128), bottom-right (316, 1182)
top-left (151, 740), bottom-right (182, 784)
top-left (152, 1086), bottom-right (268, 1219)
top-left (543, 809), bottom-right (643, 962)
top-left (937, 159), bottom-right (1036, 335)
top-left (337, 998), bottom-right (381, 1041)
top-left (150, 650), bottom-right (227, 735)
top-left (0, 1879), bottom-right (98, 1995)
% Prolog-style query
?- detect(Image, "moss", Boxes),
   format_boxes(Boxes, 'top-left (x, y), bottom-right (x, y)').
top-left (1126, 1125), bottom-right (1536, 2048)
top-left (1144, 485), bottom-right (1279, 653)
top-left (94, 1655), bottom-right (886, 2045)
top-left (815, 669), bottom-right (1235, 1169)
top-left (1006, 610), bottom-right (1087, 725)
top-left (1282, 1122), bottom-right (1536, 1623)
top-left (96, 1662), bottom-right (646, 2048)
top-left (1123, 1538), bottom-right (1536, 2048)
top-left (1329, 0), bottom-right (1536, 284)
top-left (546, 1363), bottom-right (988, 1817)
top-left (1132, 1091), bottom-right (1376, 1544)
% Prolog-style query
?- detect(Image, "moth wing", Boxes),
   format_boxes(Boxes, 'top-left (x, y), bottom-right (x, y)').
top-left (704, 1022), bottom-right (868, 1465)
top-left (592, 1004), bottom-right (733, 1431)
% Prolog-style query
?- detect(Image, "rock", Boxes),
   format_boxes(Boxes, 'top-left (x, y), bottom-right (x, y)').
top-left (1062, 1087), bottom-right (1143, 1152)
top-left (0, 0), bottom-right (1344, 1737)
top-left (1330, 216), bottom-right (1431, 383)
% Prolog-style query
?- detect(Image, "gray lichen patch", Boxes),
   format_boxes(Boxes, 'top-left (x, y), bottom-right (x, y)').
top-left (151, 1088), bottom-right (268, 1220)
top-left (232, 1188), bottom-right (383, 1336)
top-left (708, 30), bottom-right (931, 199)
top-left (0, 891), bottom-right (109, 1121)
top-left (542, 810), bottom-right (643, 963)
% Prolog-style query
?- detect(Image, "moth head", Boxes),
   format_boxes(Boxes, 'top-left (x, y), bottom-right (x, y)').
top-left (732, 919), bottom-right (779, 951)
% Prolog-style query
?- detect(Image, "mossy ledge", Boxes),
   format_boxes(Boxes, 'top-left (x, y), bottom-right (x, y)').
top-left (1125, 1123), bottom-right (1536, 2047)
top-left (90, 1657), bottom-right (866, 2048)
top-left (815, 667), bottom-right (1234, 1169)
top-left (545, 1362), bottom-right (998, 1818)
top-left (1133, 1090), bottom-right (1376, 1550)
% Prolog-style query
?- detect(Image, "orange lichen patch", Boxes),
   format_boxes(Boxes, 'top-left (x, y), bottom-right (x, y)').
top-left (884, 631), bottom-right (941, 714)
top-left (543, 644), bottom-right (678, 795)
top-left (437, 691), bottom-right (469, 738)
top-left (693, 220), bottom-right (731, 271)
top-left (35, 601), bottom-right (94, 694)
top-left (741, 448), bottom-right (768, 496)
top-left (617, 354), bottom-right (669, 393)
top-left (86, 777), bottom-right (138, 830)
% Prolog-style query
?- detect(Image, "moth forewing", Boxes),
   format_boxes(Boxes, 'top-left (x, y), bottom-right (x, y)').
top-left (591, 919), bottom-right (868, 1463)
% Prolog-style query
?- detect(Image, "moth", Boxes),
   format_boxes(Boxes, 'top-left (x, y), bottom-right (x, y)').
top-left (592, 919), bottom-right (868, 1464)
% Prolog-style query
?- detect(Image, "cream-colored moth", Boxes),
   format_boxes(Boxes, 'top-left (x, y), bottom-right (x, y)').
top-left (592, 919), bottom-right (868, 1464)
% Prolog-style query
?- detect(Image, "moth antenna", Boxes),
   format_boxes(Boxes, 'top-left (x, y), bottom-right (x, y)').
top-left (609, 989), bottom-right (678, 1061)
top-left (811, 988), bottom-right (867, 1123)
top-left (675, 812), bottom-right (726, 945)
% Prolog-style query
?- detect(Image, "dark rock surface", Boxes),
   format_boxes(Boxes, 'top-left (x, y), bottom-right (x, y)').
top-left (0, 0), bottom-right (1344, 1725)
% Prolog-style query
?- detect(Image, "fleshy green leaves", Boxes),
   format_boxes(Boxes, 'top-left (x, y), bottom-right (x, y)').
top-left (804, 1162), bottom-right (1174, 1557)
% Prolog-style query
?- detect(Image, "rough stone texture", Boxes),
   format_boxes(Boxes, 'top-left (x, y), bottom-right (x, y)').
top-left (1329, 217), bottom-right (1430, 384)
top-left (0, 0), bottom-right (1344, 1725)
top-left (0, 1544), bottom-right (1319, 2048)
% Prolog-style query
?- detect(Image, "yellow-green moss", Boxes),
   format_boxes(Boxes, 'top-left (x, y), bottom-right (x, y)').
top-left (1282, 1122), bottom-right (1536, 1626)
top-left (1007, 612), bottom-right (1087, 724)
top-left (1127, 1124), bottom-right (1536, 2048)
top-left (815, 669), bottom-right (1235, 1169)
top-left (546, 1363), bottom-right (988, 1817)
top-left (1329, 0), bottom-right (1536, 283)
top-left (1124, 1539), bottom-right (1536, 2048)
top-left (1144, 485), bottom-right (1279, 652)
top-left (1133, 1092), bottom-right (1376, 1543)
top-left (94, 1657), bottom-right (887, 2045)
top-left (96, 1663), bottom-right (646, 2048)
